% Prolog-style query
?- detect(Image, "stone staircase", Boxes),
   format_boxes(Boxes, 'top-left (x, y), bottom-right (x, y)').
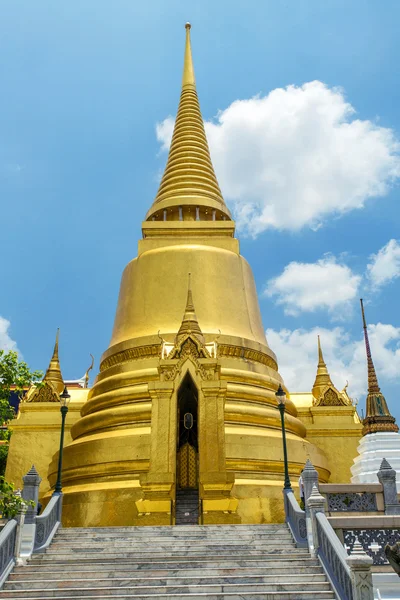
top-left (1, 524), bottom-right (335, 599)
top-left (175, 489), bottom-right (199, 525)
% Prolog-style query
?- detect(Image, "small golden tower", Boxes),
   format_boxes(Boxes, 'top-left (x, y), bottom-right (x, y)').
top-left (25, 329), bottom-right (64, 403)
top-left (312, 336), bottom-right (351, 407)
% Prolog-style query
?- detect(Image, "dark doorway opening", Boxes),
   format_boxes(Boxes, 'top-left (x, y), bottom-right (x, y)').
top-left (176, 372), bottom-right (199, 524)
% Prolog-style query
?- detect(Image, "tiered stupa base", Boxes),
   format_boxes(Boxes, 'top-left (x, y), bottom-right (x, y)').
top-left (351, 432), bottom-right (400, 491)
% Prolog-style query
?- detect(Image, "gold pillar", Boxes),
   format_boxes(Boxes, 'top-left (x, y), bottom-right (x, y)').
top-left (199, 381), bottom-right (239, 523)
top-left (136, 381), bottom-right (176, 524)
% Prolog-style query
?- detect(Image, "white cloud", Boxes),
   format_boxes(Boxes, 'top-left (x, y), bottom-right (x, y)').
top-left (156, 117), bottom-right (174, 153)
top-left (265, 255), bottom-right (361, 317)
top-left (0, 317), bottom-right (19, 353)
top-left (267, 323), bottom-right (400, 400)
top-left (157, 81), bottom-right (400, 236)
top-left (367, 239), bottom-right (400, 289)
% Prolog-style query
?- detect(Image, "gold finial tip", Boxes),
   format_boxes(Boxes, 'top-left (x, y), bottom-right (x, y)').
top-left (185, 22), bottom-right (191, 30)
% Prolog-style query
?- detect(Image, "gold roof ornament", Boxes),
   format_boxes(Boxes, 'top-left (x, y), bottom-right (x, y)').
top-left (312, 336), bottom-right (351, 407)
top-left (25, 329), bottom-right (64, 403)
top-left (84, 354), bottom-right (94, 389)
top-left (176, 273), bottom-right (205, 345)
top-left (146, 23), bottom-right (231, 221)
top-left (360, 299), bottom-right (398, 435)
top-left (43, 329), bottom-right (64, 395)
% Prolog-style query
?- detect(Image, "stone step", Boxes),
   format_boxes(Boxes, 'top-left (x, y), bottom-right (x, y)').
top-left (9, 565), bottom-right (324, 580)
top-left (52, 535), bottom-right (292, 544)
top-left (22, 557), bottom-right (320, 572)
top-left (0, 581), bottom-right (334, 596)
top-left (4, 573), bottom-right (328, 590)
top-left (56, 525), bottom-right (287, 533)
top-left (34, 550), bottom-right (306, 562)
top-left (0, 593), bottom-right (336, 600)
top-left (32, 551), bottom-right (311, 563)
top-left (49, 540), bottom-right (293, 549)
top-left (53, 530), bottom-right (293, 544)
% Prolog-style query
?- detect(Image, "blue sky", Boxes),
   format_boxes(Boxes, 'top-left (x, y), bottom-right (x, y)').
top-left (1, 1), bottom-right (400, 423)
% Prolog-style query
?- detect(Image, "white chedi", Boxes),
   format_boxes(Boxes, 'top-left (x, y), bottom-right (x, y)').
top-left (351, 432), bottom-right (400, 492)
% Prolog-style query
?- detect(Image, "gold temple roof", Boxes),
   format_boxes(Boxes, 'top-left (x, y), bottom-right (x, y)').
top-left (312, 336), bottom-right (351, 407)
top-left (43, 329), bottom-right (64, 395)
top-left (360, 299), bottom-right (398, 435)
top-left (25, 329), bottom-right (64, 403)
top-left (146, 24), bottom-right (231, 221)
top-left (312, 335), bottom-right (334, 399)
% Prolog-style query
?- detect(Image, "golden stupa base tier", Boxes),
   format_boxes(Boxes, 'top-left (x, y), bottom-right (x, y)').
top-left (52, 476), bottom-right (306, 527)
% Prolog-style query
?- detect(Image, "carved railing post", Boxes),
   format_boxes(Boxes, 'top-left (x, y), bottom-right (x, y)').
top-left (346, 540), bottom-right (374, 600)
top-left (19, 465), bottom-right (42, 561)
top-left (302, 459), bottom-right (319, 510)
top-left (306, 483), bottom-right (326, 556)
top-left (377, 458), bottom-right (400, 515)
top-left (13, 501), bottom-right (27, 567)
top-left (22, 465), bottom-right (41, 524)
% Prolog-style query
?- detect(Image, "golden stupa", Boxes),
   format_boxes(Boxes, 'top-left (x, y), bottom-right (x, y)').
top-left (43, 24), bottom-right (331, 526)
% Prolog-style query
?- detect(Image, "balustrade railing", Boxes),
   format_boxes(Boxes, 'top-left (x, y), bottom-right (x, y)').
top-left (33, 494), bottom-right (62, 553)
top-left (283, 489), bottom-right (308, 548)
top-left (326, 491), bottom-right (378, 512)
top-left (316, 512), bottom-right (353, 600)
top-left (0, 520), bottom-right (17, 587)
top-left (343, 527), bottom-right (400, 565)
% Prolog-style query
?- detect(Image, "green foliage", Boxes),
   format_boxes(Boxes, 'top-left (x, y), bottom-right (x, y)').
top-left (0, 445), bottom-right (8, 478)
top-left (0, 350), bottom-right (43, 426)
top-left (0, 477), bottom-right (34, 519)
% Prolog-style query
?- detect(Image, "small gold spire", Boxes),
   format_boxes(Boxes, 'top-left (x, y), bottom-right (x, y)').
top-left (44, 329), bottom-right (64, 395)
top-left (146, 23), bottom-right (231, 221)
top-left (360, 299), bottom-right (398, 435)
top-left (176, 274), bottom-right (204, 343)
top-left (182, 23), bottom-right (195, 89)
top-left (312, 336), bottom-right (350, 406)
top-left (312, 335), bottom-right (333, 399)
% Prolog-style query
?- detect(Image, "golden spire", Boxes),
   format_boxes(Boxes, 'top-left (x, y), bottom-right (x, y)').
top-left (44, 329), bottom-right (64, 395)
top-left (146, 23), bottom-right (231, 221)
top-left (312, 335), bottom-right (333, 399)
top-left (360, 299), bottom-right (398, 435)
top-left (176, 274), bottom-right (204, 343)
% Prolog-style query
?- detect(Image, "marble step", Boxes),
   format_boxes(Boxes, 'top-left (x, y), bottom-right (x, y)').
top-left (9, 565), bottom-right (324, 580)
top-left (49, 539), bottom-right (293, 549)
top-left (0, 581), bottom-right (334, 597)
top-left (0, 593), bottom-right (336, 600)
top-left (5, 573), bottom-right (328, 590)
top-left (56, 525), bottom-right (288, 533)
top-left (23, 557), bottom-right (320, 572)
top-left (52, 535), bottom-right (292, 544)
top-left (34, 551), bottom-right (304, 562)
top-left (52, 531), bottom-right (292, 540)
top-left (32, 552), bottom-right (311, 564)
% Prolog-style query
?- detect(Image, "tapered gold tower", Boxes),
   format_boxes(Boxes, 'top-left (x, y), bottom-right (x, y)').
top-left (51, 25), bottom-right (329, 526)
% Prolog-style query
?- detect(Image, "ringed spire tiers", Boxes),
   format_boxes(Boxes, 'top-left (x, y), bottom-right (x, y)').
top-left (44, 329), bottom-right (64, 395)
top-left (146, 23), bottom-right (231, 222)
top-left (176, 274), bottom-right (204, 344)
top-left (312, 335), bottom-right (334, 399)
top-left (360, 299), bottom-right (398, 435)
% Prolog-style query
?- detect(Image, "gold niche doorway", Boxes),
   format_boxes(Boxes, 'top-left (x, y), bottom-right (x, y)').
top-left (177, 372), bottom-right (199, 489)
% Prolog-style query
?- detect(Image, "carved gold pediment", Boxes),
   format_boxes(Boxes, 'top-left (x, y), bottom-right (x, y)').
top-left (170, 335), bottom-right (210, 360)
top-left (313, 385), bottom-right (350, 407)
top-left (24, 381), bottom-right (60, 403)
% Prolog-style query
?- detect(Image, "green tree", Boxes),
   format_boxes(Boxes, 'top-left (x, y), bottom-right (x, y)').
top-left (0, 350), bottom-right (43, 476)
